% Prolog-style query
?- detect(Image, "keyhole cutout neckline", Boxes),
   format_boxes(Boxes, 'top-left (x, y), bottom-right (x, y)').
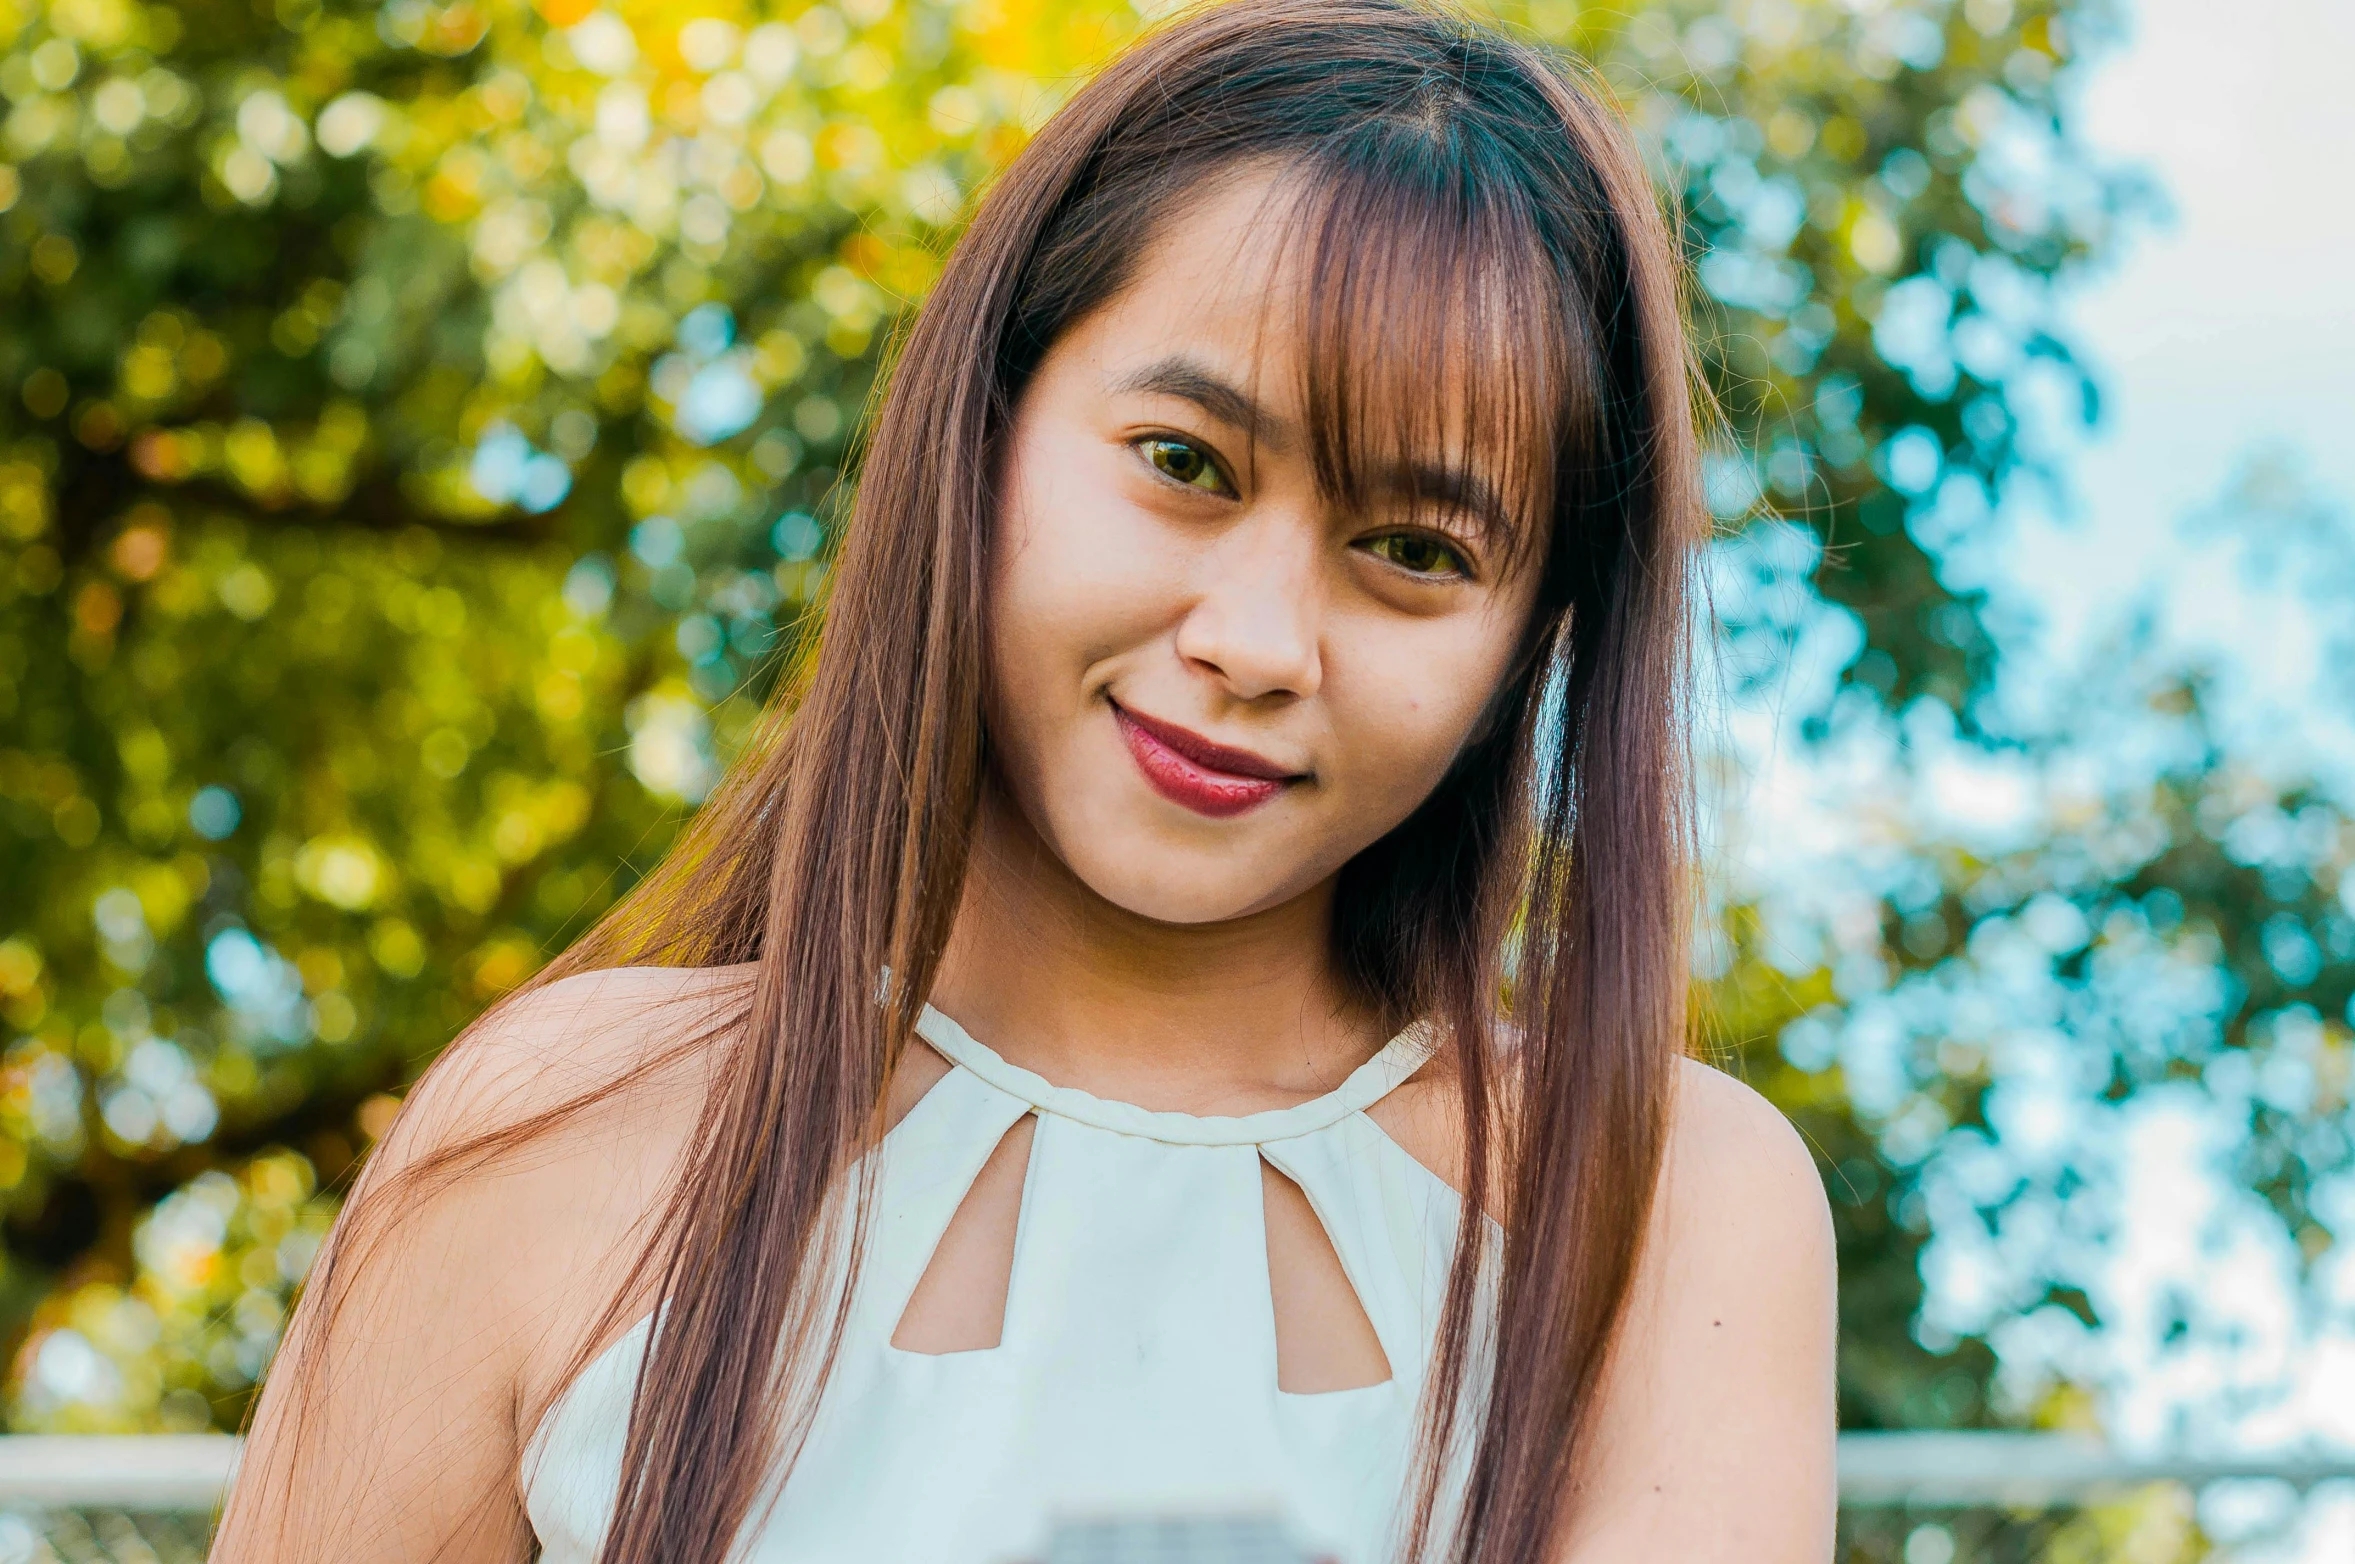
top-left (524, 1003), bottom-right (1479, 1564)
top-left (910, 1004), bottom-right (1436, 1148)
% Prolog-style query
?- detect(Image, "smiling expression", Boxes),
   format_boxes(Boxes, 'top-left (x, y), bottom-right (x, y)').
top-left (984, 166), bottom-right (1552, 926)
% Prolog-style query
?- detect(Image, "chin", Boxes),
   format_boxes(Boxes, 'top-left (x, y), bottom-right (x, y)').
top-left (1067, 842), bottom-right (1306, 927)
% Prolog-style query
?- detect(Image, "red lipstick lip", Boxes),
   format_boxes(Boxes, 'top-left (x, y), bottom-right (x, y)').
top-left (1116, 704), bottom-right (1298, 779)
top-left (1111, 702), bottom-right (1305, 819)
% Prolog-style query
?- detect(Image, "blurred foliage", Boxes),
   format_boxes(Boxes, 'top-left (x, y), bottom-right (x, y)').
top-left (1710, 662), bottom-right (2355, 1442)
top-left (1838, 1491), bottom-right (2213, 1564)
top-left (4, 0), bottom-right (2348, 1536)
top-left (7, 1148), bottom-right (325, 1431)
top-left (0, 1507), bottom-right (214, 1563)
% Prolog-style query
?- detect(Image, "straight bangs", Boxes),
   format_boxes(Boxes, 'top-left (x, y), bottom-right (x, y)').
top-left (1276, 127), bottom-right (1589, 580)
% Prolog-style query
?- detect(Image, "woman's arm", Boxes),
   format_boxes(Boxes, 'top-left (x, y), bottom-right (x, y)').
top-left (209, 968), bottom-right (727, 1564)
top-left (1557, 1058), bottom-right (1839, 1563)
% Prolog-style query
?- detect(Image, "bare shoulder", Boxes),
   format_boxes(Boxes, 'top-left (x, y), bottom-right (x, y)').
top-left (378, 963), bottom-right (751, 1169)
top-left (1366, 1045), bottom-right (1829, 1243)
top-left (222, 967), bottom-right (756, 1563)
top-left (1657, 1055), bottom-right (1831, 1248)
top-left (339, 964), bottom-right (755, 1429)
top-left (1364, 1039), bottom-right (1835, 1559)
top-left (1562, 1061), bottom-right (1838, 1560)
top-left (1639, 1056), bottom-right (1836, 1347)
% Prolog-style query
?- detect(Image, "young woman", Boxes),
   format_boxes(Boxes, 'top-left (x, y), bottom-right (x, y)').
top-left (215, 2), bottom-right (1836, 1561)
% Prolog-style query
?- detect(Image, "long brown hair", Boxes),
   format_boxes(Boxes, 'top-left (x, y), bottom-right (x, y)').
top-left (247, 2), bottom-right (1702, 1560)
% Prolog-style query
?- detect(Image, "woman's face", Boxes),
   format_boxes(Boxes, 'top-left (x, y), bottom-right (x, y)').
top-left (986, 170), bottom-right (1548, 926)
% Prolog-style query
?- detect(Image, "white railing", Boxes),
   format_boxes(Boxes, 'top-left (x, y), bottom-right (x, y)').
top-left (1836, 1432), bottom-right (2355, 1507)
top-left (6, 1432), bottom-right (2355, 1514)
top-left (0, 1436), bottom-right (239, 1511)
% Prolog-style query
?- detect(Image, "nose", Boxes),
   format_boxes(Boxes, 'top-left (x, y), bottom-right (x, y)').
top-left (1171, 513), bottom-right (1324, 702)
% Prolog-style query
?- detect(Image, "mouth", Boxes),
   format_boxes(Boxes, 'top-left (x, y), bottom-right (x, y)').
top-left (1110, 701), bottom-right (1306, 819)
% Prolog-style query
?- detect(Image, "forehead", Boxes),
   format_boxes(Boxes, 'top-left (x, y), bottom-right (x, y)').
top-left (1089, 159), bottom-right (1568, 539)
top-left (1108, 166), bottom-right (1303, 335)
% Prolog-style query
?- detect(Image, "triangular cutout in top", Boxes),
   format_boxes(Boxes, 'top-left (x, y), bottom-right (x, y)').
top-left (892, 1112), bottom-right (1036, 1355)
top-left (1263, 1157), bottom-right (1391, 1393)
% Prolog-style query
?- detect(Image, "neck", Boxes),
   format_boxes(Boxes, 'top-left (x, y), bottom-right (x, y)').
top-left (926, 784), bottom-right (1386, 1116)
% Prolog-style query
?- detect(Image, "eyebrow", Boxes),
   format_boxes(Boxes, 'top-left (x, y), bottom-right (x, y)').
top-left (1108, 353), bottom-right (1519, 545)
top-left (1110, 356), bottom-right (1296, 453)
top-left (1396, 462), bottom-right (1514, 545)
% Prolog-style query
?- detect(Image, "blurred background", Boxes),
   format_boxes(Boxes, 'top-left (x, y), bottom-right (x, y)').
top-left (0, 0), bottom-right (2349, 1556)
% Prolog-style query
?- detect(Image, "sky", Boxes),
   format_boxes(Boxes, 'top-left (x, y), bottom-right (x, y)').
top-left (2013, 0), bottom-right (2355, 738)
top-left (2065, 0), bottom-right (2355, 540)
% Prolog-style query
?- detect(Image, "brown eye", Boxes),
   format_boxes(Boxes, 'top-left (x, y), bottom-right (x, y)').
top-left (1363, 532), bottom-right (1468, 578)
top-left (1140, 437), bottom-right (1230, 495)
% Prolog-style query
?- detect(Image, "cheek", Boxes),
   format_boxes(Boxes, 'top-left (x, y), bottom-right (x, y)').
top-left (986, 432), bottom-right (1178, 756)
top-left (998, 464), bottom-right (1132, 670)
top-left (1323, 613), bottom-right (1520, 818)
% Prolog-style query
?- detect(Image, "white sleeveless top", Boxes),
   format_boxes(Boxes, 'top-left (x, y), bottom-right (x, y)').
top-left (521, 1006), bottom-right (1483, 1564)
